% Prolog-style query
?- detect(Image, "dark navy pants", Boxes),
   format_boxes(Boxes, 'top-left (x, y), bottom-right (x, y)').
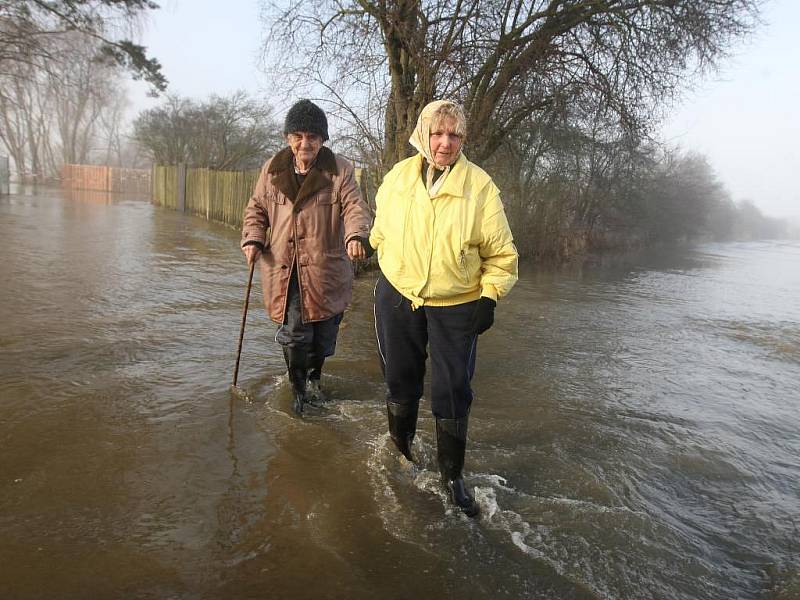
top-left (374, 275), bottom-right (478, 419)
top-left (275, 268), bottom-right (343, 358)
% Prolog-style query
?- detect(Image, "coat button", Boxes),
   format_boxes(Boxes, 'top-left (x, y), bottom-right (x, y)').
top-left (280, 265), bottom-right (288, 269)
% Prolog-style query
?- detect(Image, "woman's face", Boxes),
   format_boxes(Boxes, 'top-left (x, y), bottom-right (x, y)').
top-left (287, 131), bottom-right (323, 167)
top-left (429, 117), bottom-right (463, 167)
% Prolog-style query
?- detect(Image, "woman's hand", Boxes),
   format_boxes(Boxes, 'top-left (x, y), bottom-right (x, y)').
top-left (471, 297), bottom-right (496, 335)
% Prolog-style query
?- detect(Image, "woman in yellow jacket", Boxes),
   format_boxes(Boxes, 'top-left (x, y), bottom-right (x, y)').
top-left (370, 100), bottom-right (518, 517)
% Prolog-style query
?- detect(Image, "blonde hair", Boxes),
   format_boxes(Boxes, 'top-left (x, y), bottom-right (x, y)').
top-left (430, 102), bottom-right (467, 139)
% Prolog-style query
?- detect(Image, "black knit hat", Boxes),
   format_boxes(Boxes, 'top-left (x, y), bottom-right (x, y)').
top-left (283, 99), bottom-right (329, 141)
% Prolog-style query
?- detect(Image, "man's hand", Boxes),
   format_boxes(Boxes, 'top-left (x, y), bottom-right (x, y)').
top-left (347, 238), bottom-right (366, 260)
top-left (242, 243), bottom-right (262, 265)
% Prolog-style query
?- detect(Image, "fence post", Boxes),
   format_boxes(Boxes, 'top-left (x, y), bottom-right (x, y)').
top-left (0, 156), bottom-right (9, 195)
top-left (177, 163), bottom-right (186, 212)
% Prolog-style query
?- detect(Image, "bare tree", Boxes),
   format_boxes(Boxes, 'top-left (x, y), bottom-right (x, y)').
top-left (0, 64), bottom-right (34, 180)
top-left (259, 0), bottom-right (770, 256)
top-left (0, 31), bottom-right (131, 182)
top-left (0, 0), bottom-right (165, 93)
top-left (46, 34), bottom-right (123, 169)
top-left (133, 92), bottom-right (284, 170)
top-left (97, 91), bottom-right (131, 167)
top-left (260, 0), bottom-right (761, 169)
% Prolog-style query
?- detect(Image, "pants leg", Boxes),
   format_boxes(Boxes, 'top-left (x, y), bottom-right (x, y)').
top-left (276, 269), bottom-right (342, 357)
top-left (276, 269), bottom-right (343, 413)
top-left (425, 302), bottom-right (478, 419)
top-left (311, 313), bottom-right (344, 359)
top-left (427, 302), bottom-right (480, 517)
top-left (275, 270), bottom-right (313, 352)
top-left (373, 275), bottom-right (427, 405)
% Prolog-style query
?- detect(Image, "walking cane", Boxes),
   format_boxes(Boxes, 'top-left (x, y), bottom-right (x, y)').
top-left (232, 260), bottom-right (256, 391)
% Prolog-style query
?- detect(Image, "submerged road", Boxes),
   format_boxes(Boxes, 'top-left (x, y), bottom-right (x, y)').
top-left (1, 189), bottom-right (798, 599)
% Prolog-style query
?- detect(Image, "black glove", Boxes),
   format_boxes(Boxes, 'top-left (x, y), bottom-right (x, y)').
top-left (471, 296), bottom-right (496, 335)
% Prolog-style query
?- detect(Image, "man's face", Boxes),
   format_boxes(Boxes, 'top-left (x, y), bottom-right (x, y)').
top-left (287, 131), bottom-right (323, 166)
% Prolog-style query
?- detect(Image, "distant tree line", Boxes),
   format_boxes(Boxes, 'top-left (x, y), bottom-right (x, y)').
top-left (1, 0), bottom-right (791, 252)
top-left (258, 0), bottom-right (791, 256)
top-left (132, 93), bottom-right (284, 170)
top-left (1, 2), bottom-right (281, 181)
top-left (488, 123), bottom-right (791, 258)
top-left (0, 0), bottom-right (164, 182)
top-left (0, 31), bottom-right (136, 182)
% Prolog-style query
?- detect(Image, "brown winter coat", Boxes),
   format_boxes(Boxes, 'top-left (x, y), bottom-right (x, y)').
top-left (241, 146), bottom-right (372, 323)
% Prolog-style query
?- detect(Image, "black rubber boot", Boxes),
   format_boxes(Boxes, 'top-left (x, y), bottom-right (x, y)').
top-left (282, 346), bottom-right (308, 416)
top-left (306, 355), bottom-right (326, 404)
top-left (386, 400), bottom-right (418, 462)
top-left (435, 416), bottom-right (480, 518)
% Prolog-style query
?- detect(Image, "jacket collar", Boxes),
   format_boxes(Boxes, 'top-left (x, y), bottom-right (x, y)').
top-left (268, 146), bottom-right (339, 210)
top-left (406, 152), bottom-right (469, 199)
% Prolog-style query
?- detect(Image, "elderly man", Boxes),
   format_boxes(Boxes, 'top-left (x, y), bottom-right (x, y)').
top-left (242, 100), bottom-right (372, 415)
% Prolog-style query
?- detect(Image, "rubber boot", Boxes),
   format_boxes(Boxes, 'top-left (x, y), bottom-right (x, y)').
top-left (435, 416), bottom-right (480, 518)
top-left (386, 400), bottom-right (418, 462)
top-left (282, 346), bottom-right (308, 416)
top-left (306, 355), bottom-right (326, 404)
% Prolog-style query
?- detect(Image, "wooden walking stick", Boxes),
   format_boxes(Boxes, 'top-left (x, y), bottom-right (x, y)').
top-left (232, 260), bottom-right (256, 390)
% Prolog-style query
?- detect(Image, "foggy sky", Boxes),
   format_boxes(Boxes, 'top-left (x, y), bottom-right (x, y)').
top-left (129, 0), bottom-right (800, 220)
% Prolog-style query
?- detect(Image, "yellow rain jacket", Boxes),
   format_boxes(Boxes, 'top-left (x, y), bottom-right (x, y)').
top-left (369, 153), bottom-right (518, 307)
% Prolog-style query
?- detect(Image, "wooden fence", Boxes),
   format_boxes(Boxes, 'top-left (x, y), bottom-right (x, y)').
top-left (152, 164), bottom-right (369, 230)
top-left (186, 168), bottom-right (261, 228)
top-left (0, 156), bottom-right (9, 195)
top-left (152, 165), bottom-right (180, 210)
top-left (152, 165), bottom-right (260, 229)
top-left (61, 164), bottom-right (151, 195)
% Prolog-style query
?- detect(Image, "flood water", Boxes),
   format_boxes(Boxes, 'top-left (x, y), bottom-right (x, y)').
top-left (1, 189), bottom-right (798, 599)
